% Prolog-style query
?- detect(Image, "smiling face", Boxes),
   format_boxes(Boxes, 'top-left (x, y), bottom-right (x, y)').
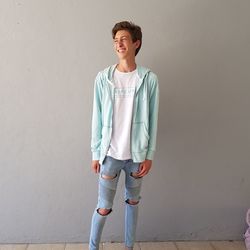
top-left (113, 30), bottom-right (140, 60)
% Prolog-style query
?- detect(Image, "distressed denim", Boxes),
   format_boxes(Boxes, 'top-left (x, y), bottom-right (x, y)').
top-left (89, 156), bottom-right (143, 250)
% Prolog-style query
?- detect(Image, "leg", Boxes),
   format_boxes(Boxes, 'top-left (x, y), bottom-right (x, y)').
top-left (89, 157), bottom-right (122, 250)
top-left (124, 161), bottom-right (143, 249)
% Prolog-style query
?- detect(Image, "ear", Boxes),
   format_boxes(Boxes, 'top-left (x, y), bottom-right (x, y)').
top-left (134, 40), bottom-right (141, 49)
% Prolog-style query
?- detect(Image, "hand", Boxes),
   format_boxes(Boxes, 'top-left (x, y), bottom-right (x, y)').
top-left (135, 159), bottom-right (152, 178)
top-left (92, 160), bottom-right (100, 174)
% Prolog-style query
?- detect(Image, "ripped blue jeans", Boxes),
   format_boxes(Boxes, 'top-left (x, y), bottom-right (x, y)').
top-left (89, 156), bottom-right (143, 250)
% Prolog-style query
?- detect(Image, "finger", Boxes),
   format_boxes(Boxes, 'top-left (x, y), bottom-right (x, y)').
top-left (138, 165), bottom-right (151, 177)
top-left (137, 170), bottom-right (147, 177)
top-left (138, 163), bottom-right (143, 172)
top-left (92, 163), bottom-right (99, 174)
top-left (96, 163), bottom-right (100, 173)
top-left (94, 164), bottom-right (99, 174)
top-left (138, 170), bottom-right (149, 177)
top-left (136, 164), bottom-right (144, 174)
top-left (137, 166), bottom-right (147, 177)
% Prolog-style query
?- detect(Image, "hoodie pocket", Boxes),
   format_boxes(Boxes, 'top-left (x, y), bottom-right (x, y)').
top-left (132, 122), bottom-right (149, 152)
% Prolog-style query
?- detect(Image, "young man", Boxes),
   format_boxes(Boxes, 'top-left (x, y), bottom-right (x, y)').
top-left (89, 21), bottom-right (159, 250)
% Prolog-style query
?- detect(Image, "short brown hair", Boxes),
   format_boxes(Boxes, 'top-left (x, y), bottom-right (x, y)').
top-left (112, 21), bottom-right (142, 56)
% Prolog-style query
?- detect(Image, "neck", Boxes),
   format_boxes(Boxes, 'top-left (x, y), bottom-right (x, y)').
top-left (116, 58), bottom-right (136, 72)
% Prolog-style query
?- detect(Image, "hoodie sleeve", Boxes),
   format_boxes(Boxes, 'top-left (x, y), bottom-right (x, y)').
top-left (146, 73), bottom-right (159, 160)
top-left (91, 72), bottom-right (103, 160)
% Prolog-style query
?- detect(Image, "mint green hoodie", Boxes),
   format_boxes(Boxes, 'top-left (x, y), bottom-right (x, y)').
top-left (91, 64), bottom-right (159, 164)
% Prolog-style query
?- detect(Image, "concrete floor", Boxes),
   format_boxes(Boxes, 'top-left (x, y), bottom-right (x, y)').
top-left (0, 241), bottom-right (246, 250)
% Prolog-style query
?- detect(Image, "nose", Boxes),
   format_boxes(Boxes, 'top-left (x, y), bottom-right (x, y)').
top-left (117, 40), bottom-right (123, 47)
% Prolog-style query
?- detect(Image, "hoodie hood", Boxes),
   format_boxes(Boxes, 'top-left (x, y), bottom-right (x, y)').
top-left (104, 64), bottom-right (151, 93)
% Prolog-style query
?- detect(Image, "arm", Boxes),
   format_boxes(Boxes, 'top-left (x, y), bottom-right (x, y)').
top-left (91, 72), bottom-right (103, 172)
top-left (137, 74), bottom-right (159, 177)
top-left (146, 74), bottom-right (159, 160)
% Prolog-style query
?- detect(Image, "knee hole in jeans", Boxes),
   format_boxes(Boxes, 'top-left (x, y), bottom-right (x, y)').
top-left (97, 208), bottom-right (112, 216)
top-left (101, 174), bottom-right (117, 180)
top-left (125, 199), bottom-right (139, 205)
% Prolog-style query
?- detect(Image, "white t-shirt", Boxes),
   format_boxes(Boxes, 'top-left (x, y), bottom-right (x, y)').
top-left (107, 68), bottom-right (139, 160)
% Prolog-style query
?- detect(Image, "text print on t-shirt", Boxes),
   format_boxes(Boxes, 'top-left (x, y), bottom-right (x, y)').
top-left (115, 87), bottom-right (135, 98)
